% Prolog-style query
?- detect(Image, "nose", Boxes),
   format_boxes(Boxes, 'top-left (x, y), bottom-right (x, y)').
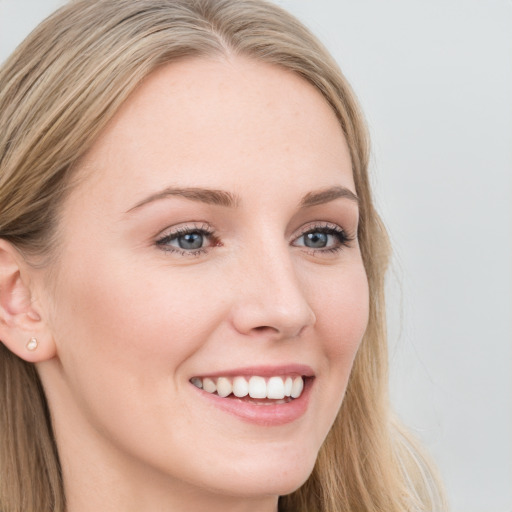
top-left (229, 244), bottom-right (316, 340)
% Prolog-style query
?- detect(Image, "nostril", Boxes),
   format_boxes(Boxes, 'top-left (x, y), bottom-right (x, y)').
top-left (250, 323), bottom-right (309, 339)
top-left (251, 325), bottom-right (280, 336)
top-left (254, 326), bottom-right (275, 332)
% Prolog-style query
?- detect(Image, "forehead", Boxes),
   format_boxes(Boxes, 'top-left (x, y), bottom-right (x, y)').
top-left (73, 56), bottom-right (354, 209)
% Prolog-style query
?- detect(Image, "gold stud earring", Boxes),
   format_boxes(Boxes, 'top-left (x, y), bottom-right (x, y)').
top-left (26, 337), bottom-right (38, 351)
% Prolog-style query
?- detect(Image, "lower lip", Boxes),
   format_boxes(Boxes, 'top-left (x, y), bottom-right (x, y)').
top-left (193, 379), bottom-right (313, 426)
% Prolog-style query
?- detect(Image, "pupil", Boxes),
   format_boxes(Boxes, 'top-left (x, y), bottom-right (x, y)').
top-left (178, 232), bottom-right (203, 250)
top-left (305, 232), bottom-right (328, 248)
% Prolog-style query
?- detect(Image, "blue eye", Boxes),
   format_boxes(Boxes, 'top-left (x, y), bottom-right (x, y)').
top-left (303, 232), bottom-right (329, 248)
top-left (176, 232), bottom-right (204, 250)
top-left (156, 225), bottom-right (215, 254)
top-left (294, 225), bottom-right (351, 252)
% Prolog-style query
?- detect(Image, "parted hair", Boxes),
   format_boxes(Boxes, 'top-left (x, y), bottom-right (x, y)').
top-left (0, 1), bottom-right (446, 511)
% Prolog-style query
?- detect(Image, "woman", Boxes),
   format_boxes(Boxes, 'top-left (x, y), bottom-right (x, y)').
top-left (0, 0), bottom-right (446, 511)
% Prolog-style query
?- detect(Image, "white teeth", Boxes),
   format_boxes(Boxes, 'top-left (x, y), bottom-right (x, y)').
top-left (248, 376), bottom-right (267, 399)
top-left (202, 377), bottom-right (217, 394)
top-left (232, 376), bottom-right (249, 397)
top-left (191, 375), bottom-right (306, 400)
top-left (267, 376), bottom-right (285, 399)
top-left (291, 376), bottom-right (304, 398)
top-left (284, 377), bottom-right (293, 397)
top-left (216, 377), bottom-right (232, 397)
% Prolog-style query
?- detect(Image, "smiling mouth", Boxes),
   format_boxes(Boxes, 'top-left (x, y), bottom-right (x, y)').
top-left (190, 375), bottom-right (306, 402)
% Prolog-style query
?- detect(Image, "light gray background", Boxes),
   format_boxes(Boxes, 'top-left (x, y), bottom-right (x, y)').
top-left (1, 1), bottom-right (511, 511)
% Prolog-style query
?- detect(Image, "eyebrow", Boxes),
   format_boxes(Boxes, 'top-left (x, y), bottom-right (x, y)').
top-left (127, 184), bottom-right (359, 213)
top-left (127, 187), bottom-right (239, 212)
top-left (299, 186), bottom-right (359, 207)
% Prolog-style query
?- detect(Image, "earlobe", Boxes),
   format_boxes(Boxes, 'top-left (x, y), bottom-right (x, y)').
top-left (0, 240), bottom-right (56, 362)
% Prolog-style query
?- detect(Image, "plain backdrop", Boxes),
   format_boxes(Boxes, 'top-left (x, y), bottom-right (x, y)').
top-left (1, 1), bottom-right (511, 511)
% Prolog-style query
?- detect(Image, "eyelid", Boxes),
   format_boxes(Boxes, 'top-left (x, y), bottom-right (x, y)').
top-left (156, 221), bottom-right (213, 239)
top-left (292, 221), bottom-right (349, 239)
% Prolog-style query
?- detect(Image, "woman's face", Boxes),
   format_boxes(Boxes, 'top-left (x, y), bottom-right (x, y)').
top-left (38, 57), bottom-right (369, 506)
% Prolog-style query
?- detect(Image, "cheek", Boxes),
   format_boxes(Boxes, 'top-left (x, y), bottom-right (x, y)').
top-left (45, 254), bottom-right (231, 448)
top-left (292, 262), bottom-right (368, 459)
top-left (311, 263), bottom-right (369, 361)
top-left (51, 258), bottom-right (223, 371)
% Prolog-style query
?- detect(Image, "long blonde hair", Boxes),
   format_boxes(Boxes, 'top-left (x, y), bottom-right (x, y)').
top-left (0, 1), bottom-right (446, 510)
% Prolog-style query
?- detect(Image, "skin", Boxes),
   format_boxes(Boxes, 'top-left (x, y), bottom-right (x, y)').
top-left (2, 57), bottom-right (369, 511)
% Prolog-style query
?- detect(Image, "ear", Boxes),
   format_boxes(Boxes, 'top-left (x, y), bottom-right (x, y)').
top-left (0, 240), bottom-right (56, 363)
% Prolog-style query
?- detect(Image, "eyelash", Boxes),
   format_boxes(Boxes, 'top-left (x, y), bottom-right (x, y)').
top-left (155, 222), bottom-right (354, 257)
top-left (156, 223), bottom-right (218, 257)
top-left (293, 223), bottom-right (355, 254)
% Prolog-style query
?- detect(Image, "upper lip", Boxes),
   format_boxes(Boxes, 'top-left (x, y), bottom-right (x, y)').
top-left (191, 364), bottom-right (315, 379)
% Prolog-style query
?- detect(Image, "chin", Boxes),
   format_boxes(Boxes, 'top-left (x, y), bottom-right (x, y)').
top-left (201, 449), bottom-right (318, 499)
